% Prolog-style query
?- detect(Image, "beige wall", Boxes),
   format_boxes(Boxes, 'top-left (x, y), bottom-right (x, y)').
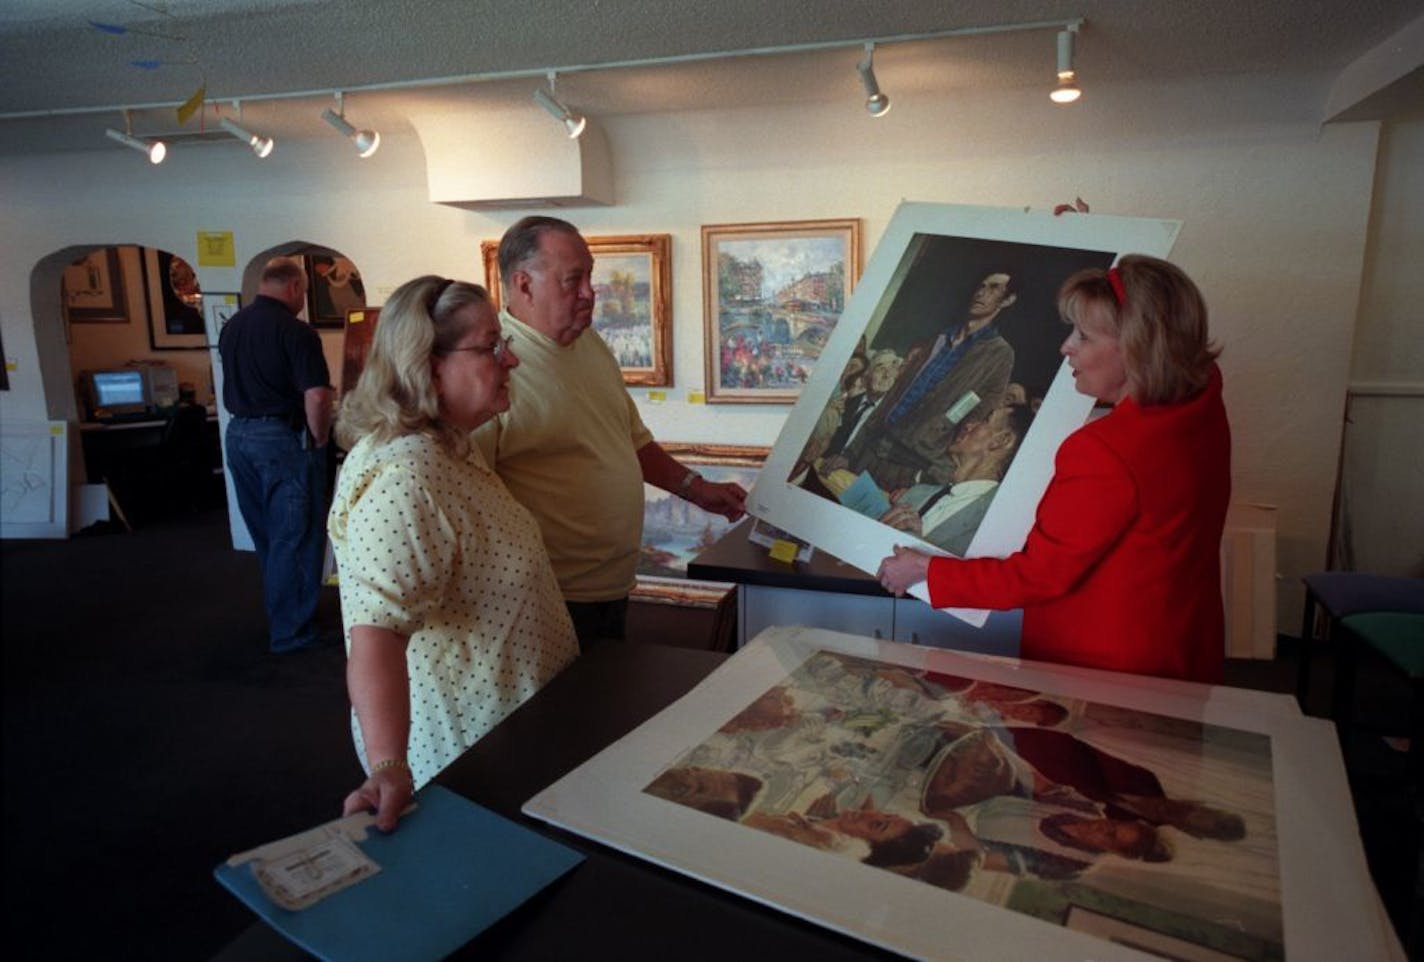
top-left (0, 72), bottom-right (1407, 624)
top-left (1339, 116), bottom-right (1424, 577)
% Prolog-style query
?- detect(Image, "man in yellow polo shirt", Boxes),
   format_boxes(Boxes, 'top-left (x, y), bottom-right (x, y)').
top-left (474, 216), bottom-right (747, 644)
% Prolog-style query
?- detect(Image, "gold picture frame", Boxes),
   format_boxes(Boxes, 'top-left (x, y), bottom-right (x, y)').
top-left (481, 233), bottom-right (673, 387)
top-left (701, 218), bottom-right (860, 404)
top-left (634, 442), bottom-right (768, 606)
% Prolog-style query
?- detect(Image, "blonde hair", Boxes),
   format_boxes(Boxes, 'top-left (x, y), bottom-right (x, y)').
top-left (334, 275), bottom-right (490, 456)
top-left (1057, 254), bottom-right (1219, 406)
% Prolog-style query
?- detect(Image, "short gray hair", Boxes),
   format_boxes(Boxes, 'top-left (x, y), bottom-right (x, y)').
top-left (497, 216), bottom-right (582, 283)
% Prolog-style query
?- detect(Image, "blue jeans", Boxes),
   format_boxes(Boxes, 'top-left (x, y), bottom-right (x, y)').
top-left (225, 417), bottom-right (328, 652)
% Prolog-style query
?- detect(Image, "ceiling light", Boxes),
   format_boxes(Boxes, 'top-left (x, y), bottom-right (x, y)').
top-left (104, 126), bottom-right (166, 164)
top-left (857, 43), bottom-right (891, 117)
top-left (322, 92), bottom-right (380, 158)
top-left (1051, 26), bottom-right (1082, 104)
top-left (533, 73), bottom-right (586, 139)
top-left (219, 115), bottom-right (274, 158)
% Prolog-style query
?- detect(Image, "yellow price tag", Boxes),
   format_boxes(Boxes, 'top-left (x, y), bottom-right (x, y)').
top-left (768, 539), bottom-right (799, 563)
top-left (687, 390), bottom-right (706, 405)
top-left (647, 390), bottom-right (667, 403)
top-left (50, 425), bottom-right (65, 436)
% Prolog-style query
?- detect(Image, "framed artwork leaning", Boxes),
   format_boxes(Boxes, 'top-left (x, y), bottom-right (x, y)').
top-left (746, 202), bottom-right (1181, 624)
top-left (481, 234), bottom-right (673, 386)
top-left (524, 625), bottom-right (1398, 962)
top-left (634, 442), bottom-right (767, 606)
top-left (702, 219), bottom-right (860, 404)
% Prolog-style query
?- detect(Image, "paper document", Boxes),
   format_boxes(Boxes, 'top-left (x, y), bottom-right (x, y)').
top-left (216, 783), bottom-right (584, 962)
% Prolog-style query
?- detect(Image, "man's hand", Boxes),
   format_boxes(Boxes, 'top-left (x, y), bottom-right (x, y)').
top-left (878, 503), bottom-right (923, 535)
top-left (690, 478), bottom-right (747, 522)
top-left (876, 545), bottom-right (932, 597)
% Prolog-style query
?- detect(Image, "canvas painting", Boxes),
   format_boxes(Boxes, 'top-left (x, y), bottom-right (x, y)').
top-left (703, 220), bottom-right (859, 403)
top-left (63, 248), bottom-right (128, 323)
top-left (144, 248), bottom-right (207, 349)
top-left (524, 626), bottom-right (1396, 962)
top-left (636, 444), bottom-right (766, 603)
top-left (748, 203), bottom-right (1180, 623)
top-left (306, 254), bottom-right (366, 329)
top-left (481, 234), bottom-right (673, 386)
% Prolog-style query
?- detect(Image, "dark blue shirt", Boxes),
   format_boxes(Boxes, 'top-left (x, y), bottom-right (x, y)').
top-left (218, 294), bottom-right (331, 420)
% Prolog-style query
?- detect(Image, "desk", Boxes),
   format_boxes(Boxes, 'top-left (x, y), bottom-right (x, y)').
top-left (216, 643), bottom-right (898, 962)
top-left (689, 518), bottom-right (1022, 654)
top-left (79, 412), bottom-right (221, 522)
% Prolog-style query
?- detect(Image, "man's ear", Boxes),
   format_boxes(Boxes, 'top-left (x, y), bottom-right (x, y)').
top-left (508, 268), bottom-right (534, 306)
top-left (1000, 293), bottom-right (1017, 311)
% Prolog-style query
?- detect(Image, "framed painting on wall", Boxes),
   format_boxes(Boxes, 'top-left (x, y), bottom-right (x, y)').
top-left (143, 247), bottom-right (207, 349)
top-left (481, 234), bottom-right (674, 386)
top-left (305, 254), bottom-right (367, 329)
top-left (702, 219), bottom-right (860, 404)
top-left (62, 248), bottom-right (128, 323)
top-left (202, 292), bottom-right (241, 340)
top-left (747, 202), bottom-right (1181, 625)
top-left (634, 442), bottom-right (767, 606)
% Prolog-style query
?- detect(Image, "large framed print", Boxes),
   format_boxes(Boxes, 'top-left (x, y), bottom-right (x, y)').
top-left (525, 626), bottom-right (1398, 962)
top-left (481, 234), bottom-right (674, 387)
top-left (703, 219), bottom-right (860, 404)
top-left (748, 203), bottom-right (1180, 624)
top-left (305, 255), bottom-right (367, 329)
top-left (142, 247), bottom-right (207, 349)
top-left (634, 443), bottom-right (766, 606)
top-left (62, 248), bottom-right (128, 323)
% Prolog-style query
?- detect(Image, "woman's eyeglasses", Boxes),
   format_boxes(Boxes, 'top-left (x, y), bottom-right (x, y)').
top-left (442, 334), bottom-right (513, 364)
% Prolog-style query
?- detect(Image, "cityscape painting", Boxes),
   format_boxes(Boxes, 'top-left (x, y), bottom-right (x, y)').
top-left (702, 219), bottom-right (859, 403)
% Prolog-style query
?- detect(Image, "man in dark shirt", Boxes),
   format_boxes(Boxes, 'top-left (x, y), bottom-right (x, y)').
top-left (218, 258), bottom-right (333, 653)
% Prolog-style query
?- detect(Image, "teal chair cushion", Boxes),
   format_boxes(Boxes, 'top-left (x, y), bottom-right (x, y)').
top-left (1342, 612), bottom-right (1424, 678)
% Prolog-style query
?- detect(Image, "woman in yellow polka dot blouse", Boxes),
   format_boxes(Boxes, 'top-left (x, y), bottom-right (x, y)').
top-left (329, 275), bottom-right (579, 830)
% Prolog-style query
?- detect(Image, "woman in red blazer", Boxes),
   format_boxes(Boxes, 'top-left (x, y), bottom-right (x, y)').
top-left (877, 255), bottom-right (1230, 683)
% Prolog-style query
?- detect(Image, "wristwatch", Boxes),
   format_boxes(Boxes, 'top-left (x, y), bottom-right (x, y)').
top-left (678, 469), bottom-right (702, 497)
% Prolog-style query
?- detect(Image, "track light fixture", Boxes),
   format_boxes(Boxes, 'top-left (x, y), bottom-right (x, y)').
top-left (220, 113), bottom-right (274, 158)
top-left (1051, 26), bottom-right (1082, 104)
top-left (533, 72), bottom-right (587, 139)
top-left (104, 111), bottom-right (166, 163)
top-left (857, 43), bottom-right (891, 117)
top-left (322, 92), bottom-right (380, 158)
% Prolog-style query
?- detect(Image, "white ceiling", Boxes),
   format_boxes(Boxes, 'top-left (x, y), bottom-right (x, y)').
top-left (2, 0), bottom-right (1421, 156)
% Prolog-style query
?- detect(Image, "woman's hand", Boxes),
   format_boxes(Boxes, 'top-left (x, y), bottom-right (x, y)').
top-left (343, 762), bottom-right (414, 833)
top-left (877, 545), bottom-right (931, 596)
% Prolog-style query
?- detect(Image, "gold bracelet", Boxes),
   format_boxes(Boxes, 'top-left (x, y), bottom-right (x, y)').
top-left (371, 758), bottom-right (409, 776)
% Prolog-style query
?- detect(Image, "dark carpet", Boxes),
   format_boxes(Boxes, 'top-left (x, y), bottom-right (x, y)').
top-left (2, 505), bottom-right (1419, 959)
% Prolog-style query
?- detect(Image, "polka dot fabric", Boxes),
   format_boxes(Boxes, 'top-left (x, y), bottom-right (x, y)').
top-left (329, 432), bottom-right (578, 787)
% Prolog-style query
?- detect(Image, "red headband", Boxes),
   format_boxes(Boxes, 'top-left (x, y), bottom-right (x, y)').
top-left (1106, 266), bottom-right (1127, 306)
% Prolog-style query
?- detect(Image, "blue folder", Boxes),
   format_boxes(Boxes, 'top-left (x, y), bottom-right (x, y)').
top-left (215, 783), bottom-right (583, 962)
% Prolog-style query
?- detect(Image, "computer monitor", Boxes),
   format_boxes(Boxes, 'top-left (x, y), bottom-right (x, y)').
top-left (82, 368), bottom-right (151, 421)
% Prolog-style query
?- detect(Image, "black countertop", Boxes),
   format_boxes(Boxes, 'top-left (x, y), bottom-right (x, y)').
top-left (687, 518), bottom-right (890, 597)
